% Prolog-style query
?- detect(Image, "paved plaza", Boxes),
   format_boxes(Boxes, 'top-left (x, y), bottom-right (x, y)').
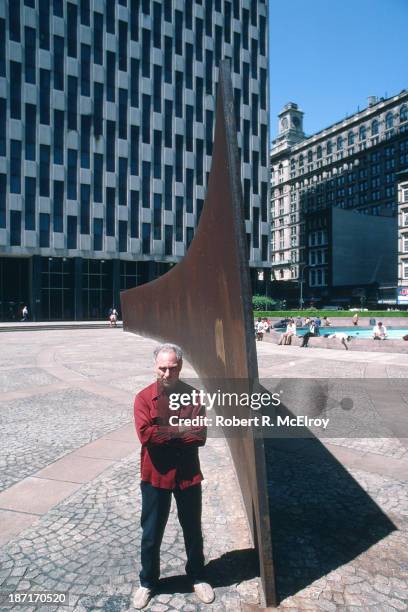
top-left (0, 328), bottom-right (407, 611)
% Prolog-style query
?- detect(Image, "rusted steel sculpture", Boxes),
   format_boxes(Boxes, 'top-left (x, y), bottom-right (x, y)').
top-left (121, 61), bottom-right (276, 606)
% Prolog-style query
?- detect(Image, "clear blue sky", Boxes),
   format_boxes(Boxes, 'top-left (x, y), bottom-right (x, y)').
top-left (269, 0), bottom-right (408, 141)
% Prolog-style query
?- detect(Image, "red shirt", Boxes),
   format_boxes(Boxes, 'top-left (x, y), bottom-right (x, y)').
top-left (134, 380), bottom-right (206, 490)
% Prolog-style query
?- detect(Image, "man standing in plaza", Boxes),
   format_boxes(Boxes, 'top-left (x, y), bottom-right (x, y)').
top-left (132, 343), bottom-right (215, 609)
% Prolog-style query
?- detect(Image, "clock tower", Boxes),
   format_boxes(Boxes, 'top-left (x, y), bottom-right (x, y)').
top-left (277, 102), bottom-right (305, 145)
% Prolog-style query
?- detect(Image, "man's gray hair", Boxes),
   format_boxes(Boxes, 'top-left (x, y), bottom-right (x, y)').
top-left (153, 343), bottom-right (183, 362)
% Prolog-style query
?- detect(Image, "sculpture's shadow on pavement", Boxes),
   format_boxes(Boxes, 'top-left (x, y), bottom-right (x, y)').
top-left (156, 549), bottom-right (259, 594)
top-left (264, 401), bottom-right (397, 603)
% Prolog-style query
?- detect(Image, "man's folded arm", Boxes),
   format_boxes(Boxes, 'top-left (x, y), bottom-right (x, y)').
top-left (134, 395), bottom-right (177, 446)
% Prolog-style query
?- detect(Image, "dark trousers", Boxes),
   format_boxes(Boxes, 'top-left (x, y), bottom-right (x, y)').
top-left (301, 331), bottom-right (315, 347)
top-left (139, 482), bottom-right (205, 588)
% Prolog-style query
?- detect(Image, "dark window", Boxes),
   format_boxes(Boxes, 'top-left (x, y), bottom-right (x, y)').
top-left (260, 15), bottom-right (266, 55)
top-left (175, 10), bottom-right (183, 55)
top-left (164, 99), bottom-right (172, 148)
top-left (10, 210), bottom-right (22, 246)
top-left (196, 139), bottom-right (203, 185)
top-left (242, 9), bottom-right (249, 49)
top-left (94, 153), bottom-right (103, 202)
top-left (39, 145), bottom-right (50, 196)
top-left (224, 1), bottom-right (231, 43)
top-left (185, 43), bottom-right (193, 89)
top-left (119, 158), bottom-right (128, 205)
top-left (142, 29), bottom-right (151, 77)
top-left (260, 68), bottom-right (267, 110)
top-left (80, 0), bottom-right (90, 25)
top-left (261, 182), bottom-right (268, 222)
top-left (0, 174), bottom-right (5, 227)
top-left (164, 225), bottom-right (173, 255)
top-left (261, 234), bottom-right (268, 261)
top-left (106, 121), bottom-right (116, 171)
top-left (175, 72), bottom-right (183, 117)
top-left (53, 109), bottom-right (64, 164)
top-left (252, 151), bottom-right (259, 195)
top-left (153, 193), bottom-right (162, 239)
top-left (142, 94), bottom-right (151, 143)
top-left (250, 0), bottom-right (257, 26)
top-left (80, 183), bottom-right (90, 234)
top-left (130, 0), bottom-right (139, 40)
top-left (142, 223), bottom-right (150, 254)
top-left (153, 65), bottom-right (162, 113)
top-left (93, 12), bottom-right (103, 64)
top-left (251, 39), bottom-right (258, 78)
top-left (243, 63), bottom-right (249, 105)
top-left (0, 99), bottom-right (6, 157)
top-left (205, 0), bottom-right (212, 36)
top-left (106, 0), bottom-right (115, 34)
top-left (195, 77), bottom-right (203, 122)
top-left (252, 208), bottom-right (259, 248)
top-left (25, 104), bottom-right (36, 161)
top-left (243, 178), bottom-right (250, 218)
top-left (0, 19), bottom-right (5, 76)
top-left (67, 216), bottom-right (77, 249)
top-left (67, 76), bottom-right (78, 129)
top-left (233, 32), bottom-right (240, 73)
top-left (119, 20), bottom-right (128, 71)
top-left (53, 0), bottom-right (63, 17)
top-left (205, 50), bottom-right (213, 95)
top-left (130, 190), bottom-right (139, 237)
top-left (80, 115), bottom-right (91, 168)
top-left (10, 140), bottom-right (22, 193)
top-left (153, 2), bottom-right (161, 48)
top-left (185, 0), bottom-right (193, 28)
top-left (175, 196), bottom-right (183, 241)
top-left (10, 61), bottom-right (22, 119)
top-left (195, 18), bottom-right (203, 62)
top-left (25, 27), bottom-right (36, 83)
top-left (261, 124), bottom-right (267, 168)
top-left (39, 69), bottom-right (50, 124)
top-left (186, 168), bottom-right (194, 213)
top-left (94, 82), bottom-right (103, 137)
top-left (53, 35), bottom-right (64, 89)
top-left (119, 88), bottom-right (128, 139)
top-left (243, 120), bottom-right (250, 163)
top-left (106, 187), bottom-right (115, 235)
top-left (25, 177), bottom-right (36, 230)
top-left (39, 0), bottom-right (50, 49)
top-left (131, 58), bottom-right (139, 107)
top-left (106, 51), bottom-right (116, 102)
top-left (175, 135), bottom-right (183, 182)
top-left (215, 25), bottom-right (222, 62)
top-left (164, 165), bottom-right (172, 210)
top-left (9, 0), bottom-right (21, 42)
top-left (186, 106), bottom-right (193, 152)
top-left (67, 2), bottom-right (77, 57)
top-left (39, 213), bottom-right (50, 247)
top-left (119, 220), bottom-right (127, 251)
top-left (197, 198), bottom-right (204, 222)
top-left (93, 218), bottom-right (103, 250)
top-left (142, 161), bottom-right (150, 206)
top-left (153, 130), bottom-right (162, 179)
top-left (67, 149), bottom-right (77, 199)
top-left (130, 125), bottom-right (139, 174)
top-left (164, 0), bottom-right (171, 21)
top-left (164, 37), bottom-right (172, 83)
top-left (251, 93), bottom-right (258, 136)
top-left (142, 0), bottom-right (150, 14)
top-left (53, 180), bottom-right (63, 232)
top-left (81, 44), bottom-right (91, 96)
top-left (205, 110), bottom-right (213, 155)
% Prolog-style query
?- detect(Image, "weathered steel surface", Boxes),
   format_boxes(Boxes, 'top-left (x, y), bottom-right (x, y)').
top-left (121, 61), bottom-right (276, 606)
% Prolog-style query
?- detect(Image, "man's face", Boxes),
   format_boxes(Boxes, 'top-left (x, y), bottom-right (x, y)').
top-left (155, 350), bottom-right (182, 390)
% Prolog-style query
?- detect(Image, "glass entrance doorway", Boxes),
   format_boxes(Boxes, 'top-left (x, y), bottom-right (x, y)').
top-left (40, 258), bottom-right (75, 320)
top-left (0, 257), bottom-right (30, 321)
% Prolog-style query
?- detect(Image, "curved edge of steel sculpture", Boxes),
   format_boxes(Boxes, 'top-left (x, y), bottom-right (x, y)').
top-left (120, 60), bottom-right (276, 607)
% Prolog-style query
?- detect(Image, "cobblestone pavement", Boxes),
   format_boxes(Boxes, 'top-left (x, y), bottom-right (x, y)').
top-left (0, 330), bottom-right (408, 610)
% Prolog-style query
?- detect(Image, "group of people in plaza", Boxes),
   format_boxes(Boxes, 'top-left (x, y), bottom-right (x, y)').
top-left (255, 317), bottom-right (270, 341)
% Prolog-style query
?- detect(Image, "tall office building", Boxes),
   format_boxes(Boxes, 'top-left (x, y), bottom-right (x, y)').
top-left (0, 0), bottom-right (269, 321)
top-left (270, 91), bottom-right (408, 306)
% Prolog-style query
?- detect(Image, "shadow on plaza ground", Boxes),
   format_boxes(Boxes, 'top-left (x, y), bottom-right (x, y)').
top-left (154, 548), bottom-right (259, 595)
top-left (264, 398), bottom-right (397, 603)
